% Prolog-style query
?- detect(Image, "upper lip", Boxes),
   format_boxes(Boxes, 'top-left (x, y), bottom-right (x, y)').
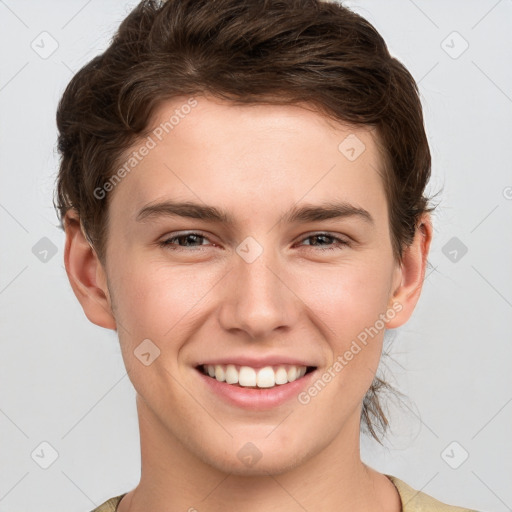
top-left (196, 355), bottom-right (318, 369)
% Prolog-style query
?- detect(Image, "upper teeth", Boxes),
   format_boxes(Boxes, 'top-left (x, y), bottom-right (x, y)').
top-left (202, 364), bottom-right (308, 388)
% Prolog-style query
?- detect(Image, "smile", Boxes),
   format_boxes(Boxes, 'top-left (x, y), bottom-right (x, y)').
top-left (198, 364), bottom-right (316, 389)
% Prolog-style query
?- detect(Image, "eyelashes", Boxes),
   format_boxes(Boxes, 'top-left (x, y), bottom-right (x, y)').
top-left (158, 232), bottom-right (210, 250)
top-left (299, 233), bottom-right (349, 251)
top-left (158, 232), bottom-right (350, 252)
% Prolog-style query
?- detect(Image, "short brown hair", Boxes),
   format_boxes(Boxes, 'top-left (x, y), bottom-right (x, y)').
top-left (54, 0), bottom-right (436, 443)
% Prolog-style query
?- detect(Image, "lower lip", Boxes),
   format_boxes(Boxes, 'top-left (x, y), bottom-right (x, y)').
top-left (196, 368), bottom-right (317, 410)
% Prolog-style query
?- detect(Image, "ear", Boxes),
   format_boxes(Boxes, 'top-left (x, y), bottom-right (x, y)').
top-left (385, 213), bottom-right (433, 328)
top-left (63, 209), bottom-right (117, 330)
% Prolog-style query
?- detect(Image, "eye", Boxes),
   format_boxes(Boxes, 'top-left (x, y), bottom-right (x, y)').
top-left (298, 232), bottom-right (350, 251)
top-left (158, 231), bottom-right (350, 252)
top-left (158, 232), bottom-right (212, 251)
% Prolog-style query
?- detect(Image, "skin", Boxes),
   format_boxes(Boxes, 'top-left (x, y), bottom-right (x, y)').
top-left (64, 95), bottom-right (432, 512)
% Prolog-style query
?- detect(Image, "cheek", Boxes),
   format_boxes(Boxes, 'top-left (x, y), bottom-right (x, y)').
top-left (109, 261), bottom-right (213, 402)
top-left (292, 256), bottom-right (394, 406)
top-left (294, 258), bottom-right (393, 345)
top-left (110, 257), bottom-right (222, 345)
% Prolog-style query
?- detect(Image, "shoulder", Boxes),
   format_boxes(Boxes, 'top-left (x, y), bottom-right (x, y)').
top-left (386, 475), bottom-right (481, 512)
top-left (88, 494), bottom-right (126, 512)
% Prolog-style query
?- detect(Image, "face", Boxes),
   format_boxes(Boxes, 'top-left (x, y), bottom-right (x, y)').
top-left (71, 95), bottom-right (427, 476)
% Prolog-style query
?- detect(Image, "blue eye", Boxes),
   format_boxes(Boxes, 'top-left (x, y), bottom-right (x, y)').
top-left (158, 232), bottom-right (350, 252)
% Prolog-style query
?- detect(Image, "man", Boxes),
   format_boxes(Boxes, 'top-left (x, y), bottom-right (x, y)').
top-left (55, 0), bottom-right (479, 510)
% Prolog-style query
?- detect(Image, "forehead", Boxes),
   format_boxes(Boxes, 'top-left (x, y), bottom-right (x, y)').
top-left (109, 95), bottom-right (388, 228)
top-left (148, 95), bottom-right (376, 157)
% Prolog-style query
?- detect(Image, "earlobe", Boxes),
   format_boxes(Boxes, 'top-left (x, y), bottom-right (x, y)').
top-left (386, 214), bottom-right (433, 329)
top-left (63, 210), bottom-right (117, 330)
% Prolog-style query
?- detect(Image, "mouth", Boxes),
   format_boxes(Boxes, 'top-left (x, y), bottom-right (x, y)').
top-left (196, 363), bottom-right (317, 389)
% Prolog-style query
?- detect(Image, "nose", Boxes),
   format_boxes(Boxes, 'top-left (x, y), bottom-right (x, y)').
top-left (218, 241), bottom-right (300, 340)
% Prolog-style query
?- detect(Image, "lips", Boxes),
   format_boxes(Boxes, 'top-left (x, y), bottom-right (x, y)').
top-left (196, 360), bottom-right (318, 410)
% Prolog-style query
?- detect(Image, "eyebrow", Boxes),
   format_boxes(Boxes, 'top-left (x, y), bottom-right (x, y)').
top-left (135, 200), bottom-right (374, 226)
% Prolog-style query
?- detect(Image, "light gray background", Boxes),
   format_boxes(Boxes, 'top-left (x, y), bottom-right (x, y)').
top-left (1, 0), bottom-right (511, 511)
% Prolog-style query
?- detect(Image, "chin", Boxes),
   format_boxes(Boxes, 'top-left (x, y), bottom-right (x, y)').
top-left (198, 439), bottom-right (311, 477)
top-left (213, 456), bottom-right (305, 477)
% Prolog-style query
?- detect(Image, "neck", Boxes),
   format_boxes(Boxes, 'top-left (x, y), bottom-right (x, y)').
top-left (118, 395), bottom-right (401, 512)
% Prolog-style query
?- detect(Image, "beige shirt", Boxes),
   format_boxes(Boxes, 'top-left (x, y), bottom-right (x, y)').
top-left (89, 474), bottom-right (480, 511)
